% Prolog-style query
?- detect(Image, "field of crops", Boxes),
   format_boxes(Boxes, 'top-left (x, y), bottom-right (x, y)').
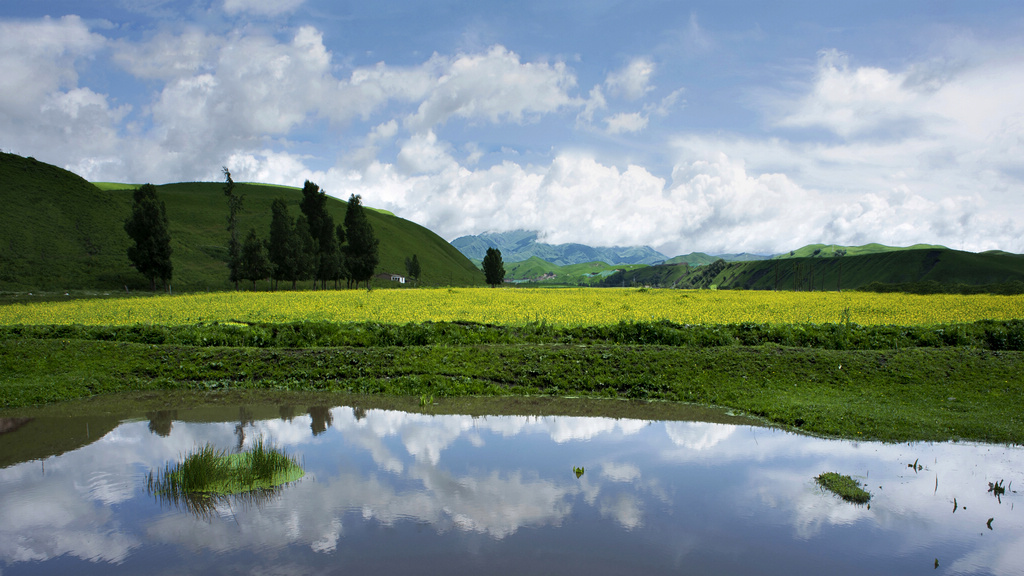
top-left (1, 288), bottom-right (1022, 327)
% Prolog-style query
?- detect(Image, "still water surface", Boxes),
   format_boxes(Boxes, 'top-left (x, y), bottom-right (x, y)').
top-left (0, 403), bottom-right (1021, 575)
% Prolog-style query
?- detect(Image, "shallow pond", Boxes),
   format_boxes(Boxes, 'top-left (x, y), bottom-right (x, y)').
top-left (1, 401), bottom-right (1021, 575)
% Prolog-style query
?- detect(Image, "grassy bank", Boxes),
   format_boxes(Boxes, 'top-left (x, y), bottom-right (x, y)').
top-left (2, 329), bottom-right (1022, 443)
top-left (4, 319), bottom-right (1024, 350)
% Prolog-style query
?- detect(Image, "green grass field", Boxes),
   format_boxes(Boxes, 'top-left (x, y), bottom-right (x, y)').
top-left (2, 289), bottom-right (1023, 443)
top-left (2, 330), bottom-right (1021, 443)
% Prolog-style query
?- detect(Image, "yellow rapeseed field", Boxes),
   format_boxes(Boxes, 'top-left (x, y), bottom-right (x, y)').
top-left (1, 288), bottom-right (1022, 327)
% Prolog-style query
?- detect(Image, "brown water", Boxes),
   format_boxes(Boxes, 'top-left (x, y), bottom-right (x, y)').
top-left (0, 402), bottom-right (1021, 575)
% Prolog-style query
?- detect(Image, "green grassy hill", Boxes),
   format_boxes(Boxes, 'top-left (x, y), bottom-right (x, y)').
top-left (664, 252), bottom-right (771, 266)
top-left (503, 256), bottom-right (646, 285)
top-left (0, 153), bottom-right (136, 291)
top-left (773, 243), bottom-right (947, 259)
top-left (600, 248), bottom-right (1024, 291)
top-left (504, 256), bottom-right (562, 279)
top-left (663, 252), bottom-right (720, 266)
top-left (0, 152), bottom-right (484, 292)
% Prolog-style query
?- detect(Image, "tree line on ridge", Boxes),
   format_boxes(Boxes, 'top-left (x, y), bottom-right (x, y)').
top-left (124, 169), bottom-right (390, 291)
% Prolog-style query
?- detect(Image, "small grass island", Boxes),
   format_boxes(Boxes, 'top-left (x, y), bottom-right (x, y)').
top-left (148, 437), bottom-right (304, 497)
top-left (816, 472), bottom-right (871, 504)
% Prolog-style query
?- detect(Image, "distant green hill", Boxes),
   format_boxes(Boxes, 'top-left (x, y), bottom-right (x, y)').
top-left (773, 243), bottom-right (947, 259)
top-left (0, 152), bottom-right (483, 291)
top-left (503, 256), bottom-right (645, 285)
top-left (663, 252), bottom-right (718, 266)
top-left (600, 248), bottom-right (1024, 291)
top-left (504, 256), bottom-right (561, 279)
top-left (664, 252), bottom-right (770, 266)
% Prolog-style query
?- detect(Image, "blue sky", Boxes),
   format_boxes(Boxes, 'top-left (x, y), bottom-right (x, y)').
top-left (2, 1), bottom-right (1023, 255)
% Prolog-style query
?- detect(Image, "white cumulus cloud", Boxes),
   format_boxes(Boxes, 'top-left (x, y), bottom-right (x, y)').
top-left (406, 45), bottom-right (579, 131)
top-left (605, 57), bottom-right (655, 101)
top-left (605, 111), bottom-right (648, 134)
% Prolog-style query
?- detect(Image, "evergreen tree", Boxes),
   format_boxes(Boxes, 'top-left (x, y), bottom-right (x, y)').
top-left (238, 228), bottom-right (271, 290)
top-left (124, 183), bottom-right (173, 291)
top-left (293, 215), bottom-right (316, 289)
top-left (268, 198), bottom-right (295, 290)
top-left (482, 247), bottom-right (505, 287)
top-left (333, 223), bottom-right (349, 287)
top-left (316, 212), bottom-right (341, 289)
top-left (223, 167), bottom-right (244, 290)
top-left (405, 254), bottom-right (421, 284)
top-left (299, 180), bottom-right (327, 242)
top-left (343, 194), bottom-right (379, 289)
top-left (299, 180), bottom-right (343, 289)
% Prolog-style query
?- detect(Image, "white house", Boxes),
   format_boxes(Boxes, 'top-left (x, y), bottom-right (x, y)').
top-left (374, 273), bottom-right (406, 284)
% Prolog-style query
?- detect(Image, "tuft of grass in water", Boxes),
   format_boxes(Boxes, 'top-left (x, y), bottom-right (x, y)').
top-left (238, 436), bottom-right (299, 486)
top-left (148, 436), bottom-right (303, 498)
top-left (149, 443), bottom-right (232, 497)
top-left (816, 472), bottom-right (871, 504)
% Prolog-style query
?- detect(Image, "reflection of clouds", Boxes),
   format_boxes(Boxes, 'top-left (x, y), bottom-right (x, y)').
top-left (755, 468), bottom-right (868, 540)
top-left (340, 410), bottom-right (652, 462)
top-left (75, 470), bottom-right (136, 506)
top-left (598, 492), bottom-right (644, 530)
top-left (952, 533), bottom-right (1024, 575)
top-left (139, 408), bottom-right (589, 549)
top-left (744, 438), bottom-right (1024, 576)
top-left (250, 415), bottom-right (315, 447)
top-left (147, 463), bottom-right (576, 547)
top-left (334, 408), bottom-right (472, 466)
top-left (664, 421), bottom-right (736, 451)
top-left (595, 464), bottom-right (652, 530)
top-left (601, 462), bottom-right (641, 483)
top-left (414, 465), bottom-right (576, 538)
top-left (0, 419), bottom-right (245, 566)
top-left (543, 416), bottom-right (649, 443)
top-left (400, 419), bottom-right (472, 465)
top-left (0, 476), bottom-right (139, 563)
top-left (577, 474), bottom-right (601, 506)
top-left (660, 421), bottom-right (906, 466)
top-left (2, 405), bottom-right (1024, 574)
top-left (310, 518), bottom-right (343, 554)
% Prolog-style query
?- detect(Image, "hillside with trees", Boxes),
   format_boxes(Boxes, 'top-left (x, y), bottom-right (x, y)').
top-left (0, 152), bottom-right (484, 292)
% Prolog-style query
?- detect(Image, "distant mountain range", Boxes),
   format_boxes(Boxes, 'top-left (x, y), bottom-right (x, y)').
top-left (452, 231), bottom-right (967, 271)
top-left (451, 230), bottom-right (669, 266)
top-left (453, 232), bottom-right (1024, 292)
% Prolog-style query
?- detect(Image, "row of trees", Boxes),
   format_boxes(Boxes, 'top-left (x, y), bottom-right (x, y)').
top-left (124, 173), bottom-right (386, 291)
top-left (224, 170), bottom-right (381, 290)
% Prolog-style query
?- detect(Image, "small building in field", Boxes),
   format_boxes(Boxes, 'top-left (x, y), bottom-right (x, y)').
top-left (374, 273), bottom-right (406, 284)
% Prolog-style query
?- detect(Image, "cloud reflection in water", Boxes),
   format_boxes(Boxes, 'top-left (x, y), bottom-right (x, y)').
top-left (0, 405), bottom-right (1021, 575)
